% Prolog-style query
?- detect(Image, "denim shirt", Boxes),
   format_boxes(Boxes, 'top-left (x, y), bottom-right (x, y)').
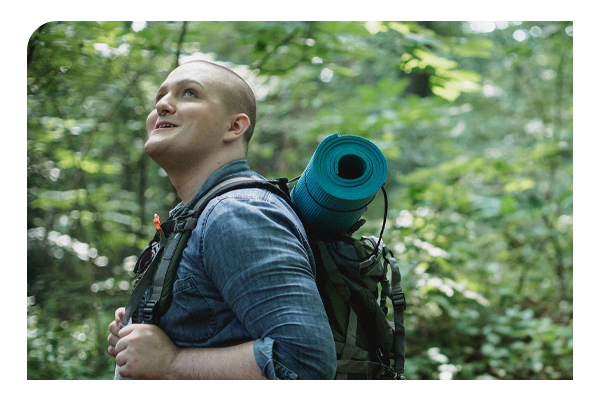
top-left (117, 160), bottom-right (336, 380)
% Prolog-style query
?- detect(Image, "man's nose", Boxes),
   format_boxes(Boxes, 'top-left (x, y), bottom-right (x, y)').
top-left (156, 94), bottom-right (176, 116)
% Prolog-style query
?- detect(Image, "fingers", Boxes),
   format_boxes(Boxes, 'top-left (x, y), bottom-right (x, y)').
top-left (108, 331), bottom-right (119, 347)
top-left (107, 327), bottom-right (120, 356)
top-left (108, 328), bottom-right (130, 357)
top-left (107, 321), bottom-right (122, 357)
top-left (107, 342), bottom-right (118, 357)
top-left (112, 326), bottom-right (137, 365)
top-left (108, 319), bottom-right (120, 336)
top-left (118, 324), bottom-right (134, 338)
top-left (115, 307), bottom-right (125, 325)
top-left (107, 307), bottom-right (127, 357)
top-left (110, 324), bottom-right (134, 355)
top-left (115, 349), bottom-right (128, 368)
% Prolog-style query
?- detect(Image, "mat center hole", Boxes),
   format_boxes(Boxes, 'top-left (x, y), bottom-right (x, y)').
top-left (337, 154), bottom-right (366, 180)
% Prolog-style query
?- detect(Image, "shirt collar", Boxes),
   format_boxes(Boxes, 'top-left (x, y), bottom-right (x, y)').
top-left (169, 159), bottom-right (253, 217)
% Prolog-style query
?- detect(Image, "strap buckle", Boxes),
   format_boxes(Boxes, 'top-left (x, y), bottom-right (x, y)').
top-left (272, 177), bottom-right (291, 197)
top-left (173, 217), bottom-right (198, 233)
top-left (391, 289), bottom-right (407, 311)
top-left (375, 364), bottom-right (400, 380)
top-left (358, 252), bottom-right (381, 269)
top-left (142, 299), bottom-right (160, 324)
top-left (358, 236), bottom-right (383, 269)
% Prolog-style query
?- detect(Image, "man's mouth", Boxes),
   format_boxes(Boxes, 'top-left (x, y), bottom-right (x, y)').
top-left (155, 121), bottom-right (179, 129)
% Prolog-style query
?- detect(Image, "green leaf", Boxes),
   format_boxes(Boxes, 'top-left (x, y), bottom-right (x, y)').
top-left (501, 196), bottom-right (517, 215)
top-left (452, 39), bottom-right (494, 58)
top-left (504, 178), bottom-right (536, 193)
top-left (328, 64), bottom-right (356, 77)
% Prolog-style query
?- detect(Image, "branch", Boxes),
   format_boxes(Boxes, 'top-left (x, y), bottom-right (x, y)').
top-left (541, 213), bottom-right (567, 301)
top-left (252, 28), bottom-right (301, 71)
top-left (174, 21), bottom-right (188, 68)
top-left (553, 49), bottom-right (568, 141)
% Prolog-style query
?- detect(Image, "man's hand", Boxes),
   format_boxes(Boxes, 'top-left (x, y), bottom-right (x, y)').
top-left (107, 307), bottom-right (125, 357)
top-left (106, 308), bottom-right (264, 380)
top-left (113, 323), bottom-right (179, 380)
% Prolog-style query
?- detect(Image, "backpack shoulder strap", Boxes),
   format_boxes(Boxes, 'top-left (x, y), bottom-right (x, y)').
top-left (381, 244), bottom-right (407, 376)
top-left (121, 175), bottom-right (290, 326)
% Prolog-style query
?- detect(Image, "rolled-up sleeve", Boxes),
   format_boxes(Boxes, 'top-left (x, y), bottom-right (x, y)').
top-left (200, 192), bottom-right (337, 380)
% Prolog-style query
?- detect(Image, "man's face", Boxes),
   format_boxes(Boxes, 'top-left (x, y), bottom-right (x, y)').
top-left (145, 63), bottom-right (229, 167)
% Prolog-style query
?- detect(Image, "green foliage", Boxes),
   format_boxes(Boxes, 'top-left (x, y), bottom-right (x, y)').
top-left (27, 21), bottom-right (572, 380)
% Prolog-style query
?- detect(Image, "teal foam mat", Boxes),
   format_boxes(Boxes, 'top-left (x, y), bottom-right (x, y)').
top-left (290, 133), bottom-right (388, 234)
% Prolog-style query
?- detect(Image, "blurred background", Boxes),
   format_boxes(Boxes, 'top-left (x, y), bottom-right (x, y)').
top-left (27, 21), bottom-right (573, 380)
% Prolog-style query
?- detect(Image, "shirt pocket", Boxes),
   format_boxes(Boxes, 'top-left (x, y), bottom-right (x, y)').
top-left (160, 275), bottom-right (217, 345)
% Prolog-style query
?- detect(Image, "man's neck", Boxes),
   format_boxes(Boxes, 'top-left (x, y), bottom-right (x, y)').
top-left (171, 172), bottom-right (211, 205)
top-left (166, 156), bottom-right (245, 204)
top-left (166, 161), bottom-right (219, 205)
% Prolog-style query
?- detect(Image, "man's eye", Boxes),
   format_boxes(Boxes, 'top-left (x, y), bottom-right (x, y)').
top-left (183, 89), bottom-right (198, 97)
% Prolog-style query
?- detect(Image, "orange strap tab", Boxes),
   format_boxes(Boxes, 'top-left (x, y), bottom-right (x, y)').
top-left (154, 213), bottom-right (161, 232)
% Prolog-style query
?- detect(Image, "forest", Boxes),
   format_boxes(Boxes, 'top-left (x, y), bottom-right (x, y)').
top-left (27, 21), bottom-right (573, 380)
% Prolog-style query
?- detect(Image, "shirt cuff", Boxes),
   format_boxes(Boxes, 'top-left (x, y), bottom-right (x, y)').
top-left (253, 337), bottom-right (299, 380)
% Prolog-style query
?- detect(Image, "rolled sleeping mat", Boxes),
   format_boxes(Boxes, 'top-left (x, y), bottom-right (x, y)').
top-left (290, 133), bottom-right (388, 234)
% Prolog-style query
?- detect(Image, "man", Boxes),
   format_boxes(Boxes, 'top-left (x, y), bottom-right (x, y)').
top-left (107, 60), bottom-right (337, 380)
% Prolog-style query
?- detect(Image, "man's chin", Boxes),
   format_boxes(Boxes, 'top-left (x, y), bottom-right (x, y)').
top-left (144, 138), bottom-right (168, 162)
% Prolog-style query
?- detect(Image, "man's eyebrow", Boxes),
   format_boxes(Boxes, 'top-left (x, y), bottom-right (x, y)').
top-left (156, 79), bottom-right (206, 94)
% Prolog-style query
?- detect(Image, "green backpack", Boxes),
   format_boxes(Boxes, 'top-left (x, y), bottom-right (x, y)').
top-left (122, 175), bottom-right (407, 380)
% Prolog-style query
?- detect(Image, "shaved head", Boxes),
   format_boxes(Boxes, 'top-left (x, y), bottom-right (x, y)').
top-left (183, 60), bottom-right (257, 144)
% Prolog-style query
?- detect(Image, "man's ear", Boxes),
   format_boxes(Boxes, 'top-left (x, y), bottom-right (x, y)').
top-left (223, 113), bottom-right (250, 143)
